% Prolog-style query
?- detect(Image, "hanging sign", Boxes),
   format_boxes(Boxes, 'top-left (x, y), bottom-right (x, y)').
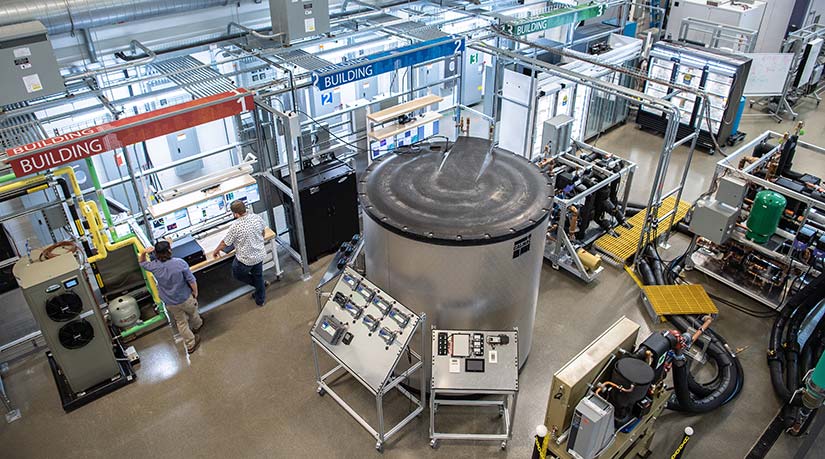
top-left (5, 89), bottom-right (255, 177)
top-left (312, 36), bottom-right (465, 92)
top-left (502, 3), bottom-right (608, 37)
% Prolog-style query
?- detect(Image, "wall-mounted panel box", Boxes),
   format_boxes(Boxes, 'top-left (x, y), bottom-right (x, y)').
top-left (0, 21), bottom-right (64, 106)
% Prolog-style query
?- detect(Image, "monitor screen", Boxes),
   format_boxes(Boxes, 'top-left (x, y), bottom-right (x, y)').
top-left (224, 183), bottom-right (260, 207)
top-left (186, 195), bottom-right (227, 225)
top-left (151, 208), bottom-right (191, 239)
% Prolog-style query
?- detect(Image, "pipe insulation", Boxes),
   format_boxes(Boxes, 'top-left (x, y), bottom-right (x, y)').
top-left (0, 0), bottom-right (232, 35)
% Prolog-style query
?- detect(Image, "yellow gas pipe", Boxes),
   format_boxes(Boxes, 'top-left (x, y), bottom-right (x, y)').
top-left (52, 167), bottom-right (162, 306)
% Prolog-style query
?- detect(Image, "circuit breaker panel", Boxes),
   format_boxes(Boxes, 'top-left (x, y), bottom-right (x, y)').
top-left (269, 0), bottom-right (330, 44)
top-left (0, 21), bottom-right (64, 106)
top-left (431, 329), bottom-right (519, 392)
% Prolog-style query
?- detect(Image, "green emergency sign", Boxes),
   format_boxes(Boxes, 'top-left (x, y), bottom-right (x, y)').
top-left (502, 3), bottom-right (607, 37)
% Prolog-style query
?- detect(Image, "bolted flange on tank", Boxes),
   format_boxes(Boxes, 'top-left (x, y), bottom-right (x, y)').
top-left (746, 190), bottom-right (786, 244)
top-left (359, 136), bottom-right (553, 369)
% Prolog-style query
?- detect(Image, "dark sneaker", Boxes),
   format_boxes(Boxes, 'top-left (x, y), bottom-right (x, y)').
top-left (192, 318), bottom-right (204, 334)
top-left (187, 335), bottom-right (202, 354)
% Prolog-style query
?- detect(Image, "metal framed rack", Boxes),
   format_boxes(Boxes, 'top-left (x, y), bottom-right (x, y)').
top-left (310, 267), bottom-right (426, 452)
top-left (690, 131), bottom-right (825, 309)
top-left (429, 328), bottom-right (519, 450)
top-left (544, 141), bottom-right (636, 282)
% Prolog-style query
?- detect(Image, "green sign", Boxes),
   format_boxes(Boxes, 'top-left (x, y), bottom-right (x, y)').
top-left (502, 3), bottom-right (607, 37)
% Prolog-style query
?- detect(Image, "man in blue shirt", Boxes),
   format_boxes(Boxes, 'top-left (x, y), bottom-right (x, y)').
top-left (140, 240), bottom-right (203, 354)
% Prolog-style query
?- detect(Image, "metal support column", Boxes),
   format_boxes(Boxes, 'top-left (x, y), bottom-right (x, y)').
top-left (256, 101), bottom-right (311, 280)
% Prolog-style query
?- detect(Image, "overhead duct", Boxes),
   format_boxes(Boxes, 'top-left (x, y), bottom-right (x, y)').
top-left (0, 0), bottom-right (232, 36)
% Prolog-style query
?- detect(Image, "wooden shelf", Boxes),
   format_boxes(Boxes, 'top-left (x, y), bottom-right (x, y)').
top-left (148, 174), bottom-right (256, 219)
top-left (366, 95), bottom-right (443, 124)
top-left (367, 112), bottom-right (443, 141)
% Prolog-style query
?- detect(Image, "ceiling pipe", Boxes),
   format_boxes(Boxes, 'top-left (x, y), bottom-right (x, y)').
top-left (0, 0), bottom-right (233, 36)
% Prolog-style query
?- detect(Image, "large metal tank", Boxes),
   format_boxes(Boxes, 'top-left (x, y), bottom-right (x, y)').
top-left (359, 136), bottom-right (552, 366)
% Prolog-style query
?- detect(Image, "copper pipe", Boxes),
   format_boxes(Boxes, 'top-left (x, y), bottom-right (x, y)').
top-left (692, 316), bottom-right (714, 343)
top-left (595, 381), bottom-right (634, 397)
top-left (569, 206), bottom-right (579, 234)
top-left (645, 350), bottom-right (653, 366)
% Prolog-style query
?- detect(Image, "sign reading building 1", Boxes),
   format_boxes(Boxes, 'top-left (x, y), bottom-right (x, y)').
top-left (312, 36), bottom-right (465, 92)
top-left (4, 89), bottom-right (255, 177)
top-left (502, 3), bottom-right (608, 37)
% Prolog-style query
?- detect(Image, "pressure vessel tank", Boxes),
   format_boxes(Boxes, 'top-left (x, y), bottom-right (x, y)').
top-left (746, 190), bottom-right (786, 244)
top-left (110, 295), bottom-right (140, 329)
top-left (359, 137), bottom-right (552, 367)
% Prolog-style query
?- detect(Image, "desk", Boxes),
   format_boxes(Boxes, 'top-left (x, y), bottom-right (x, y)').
top-left (190, 226), bottom-right (277, 273)
top-left (188, 226), bottom-right (281, 314)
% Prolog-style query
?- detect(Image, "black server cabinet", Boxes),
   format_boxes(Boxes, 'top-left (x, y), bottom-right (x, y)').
top-left (636, 41), bottom-right (751, 151)
top-left (281, 160), bottom-right (360, 263)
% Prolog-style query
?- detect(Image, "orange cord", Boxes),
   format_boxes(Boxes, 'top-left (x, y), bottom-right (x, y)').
top-left (39, 241), bottom-right (79, 261)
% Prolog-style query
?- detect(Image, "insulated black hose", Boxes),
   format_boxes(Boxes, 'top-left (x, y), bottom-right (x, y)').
top-left (637, 242), bottom-right (744, 413)
top-left (645, 245), bottom-right (666, 286)
top-left (769, 275), bottom-right (825, 402)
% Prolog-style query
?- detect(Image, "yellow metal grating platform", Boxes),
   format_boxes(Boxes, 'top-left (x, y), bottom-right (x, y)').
top-left (595, 197), bottom-right (690, 262)
top-left (642, 284), bottom-right (719, 316)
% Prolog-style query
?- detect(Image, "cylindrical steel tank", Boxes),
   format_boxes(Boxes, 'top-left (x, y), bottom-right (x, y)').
top-left (746, 190), bottom-right (786, 244)
top-left (359, 137), bottom-right (552, 366)
top-left (110, 295), bottom-right (140, 329)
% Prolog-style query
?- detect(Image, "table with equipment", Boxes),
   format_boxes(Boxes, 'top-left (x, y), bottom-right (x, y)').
top-left (310, 266), bottom-right (426, 452)
top-left (148, 174), bottom-right (282, 311)
top-left (429, 328), bottom-right (519, 450)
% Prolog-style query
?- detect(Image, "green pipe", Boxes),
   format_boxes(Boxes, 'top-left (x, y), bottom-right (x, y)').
top-left (117, 243), bottom-right (168, 339)
top-left (119, 307), bottom-right (167, 338)
top-left (0, 172), bottom-right (17, 184)
top-left (812, 350), bottom-right (825, 389)
top-left (82, 159), bottom-right (169, 337)
top-left (85, 158), bottom-right (117, 239)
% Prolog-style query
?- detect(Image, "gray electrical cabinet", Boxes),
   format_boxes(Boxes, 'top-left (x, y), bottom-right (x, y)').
top-left (0, 21), bottom-right (64, 106)
top-left (567, 394), bottom-right (615, 459)
top-left (269, 0), bottom-right (330, 44)
top-left (541, 115), bottom-right (574, 156)
top-left (167, 128), bottom-right (204, 177)
top-left (13, 251), bottom-right (120, 394)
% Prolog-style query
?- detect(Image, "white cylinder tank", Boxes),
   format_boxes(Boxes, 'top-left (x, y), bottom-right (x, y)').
top-left (360, 137), bottom-right (552, 366)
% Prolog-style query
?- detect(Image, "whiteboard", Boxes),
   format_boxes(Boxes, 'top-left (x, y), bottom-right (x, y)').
top-left (742, 53), bottom-right (794, 96)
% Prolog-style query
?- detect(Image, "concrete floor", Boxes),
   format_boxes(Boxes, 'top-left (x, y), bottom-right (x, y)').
top-left (2, 98), bottom-right (825, 458)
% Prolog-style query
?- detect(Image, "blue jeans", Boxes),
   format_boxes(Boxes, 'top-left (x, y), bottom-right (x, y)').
top-left (232, 259), bottom-right (265, 305)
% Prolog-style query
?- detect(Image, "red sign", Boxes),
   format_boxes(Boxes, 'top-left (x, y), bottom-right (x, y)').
top-left (5, 89), bottom-right (255, 177)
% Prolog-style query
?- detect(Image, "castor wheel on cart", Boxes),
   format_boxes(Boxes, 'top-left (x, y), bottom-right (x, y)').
top-left (501, 441), bottom-right (508, 450)
top-left (317, 387), bottom-right (326, 396)
top-left (430, 439), bottom-right (438, 449)
top-left (375, 442), bottom-right (384, 452)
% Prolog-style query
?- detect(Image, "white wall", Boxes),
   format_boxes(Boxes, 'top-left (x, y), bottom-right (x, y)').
top-left (756, 0), bottom-right (796, 52)
top-left (144, 118), bottom-right (238, 190)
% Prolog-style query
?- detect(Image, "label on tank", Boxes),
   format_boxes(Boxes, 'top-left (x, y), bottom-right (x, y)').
top-left (512, 234), bottom-right (531, 259)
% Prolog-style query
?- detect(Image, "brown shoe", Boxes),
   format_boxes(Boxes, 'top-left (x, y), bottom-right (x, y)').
top-left (192, 318), bottom-right (204, 334)
top-left (187, 334), bottom-right (202, 354)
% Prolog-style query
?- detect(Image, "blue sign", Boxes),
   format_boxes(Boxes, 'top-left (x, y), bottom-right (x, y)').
top-left (312, 36), bottom-right (465, 91)
top-left (320, 92), bottom-right (334, 105)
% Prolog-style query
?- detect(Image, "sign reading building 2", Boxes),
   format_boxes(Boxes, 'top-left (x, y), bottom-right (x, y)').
top-left (502, 3), bottom-right (608, 37)
top-left (312, 36), bottom-right (466, 92)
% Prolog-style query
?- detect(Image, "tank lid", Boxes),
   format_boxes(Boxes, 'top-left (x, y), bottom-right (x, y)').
top-left (360, 137), bottom-right (552, 245)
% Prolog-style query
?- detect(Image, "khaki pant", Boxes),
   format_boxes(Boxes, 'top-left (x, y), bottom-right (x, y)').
top-left (166, 296), bottom-right (202, 350)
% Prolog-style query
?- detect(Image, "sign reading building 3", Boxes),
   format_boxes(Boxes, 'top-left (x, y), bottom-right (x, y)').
top-left (312, 36), bottom-right (466, 92)
top-left (502, 3), bottom-right (608, 37)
